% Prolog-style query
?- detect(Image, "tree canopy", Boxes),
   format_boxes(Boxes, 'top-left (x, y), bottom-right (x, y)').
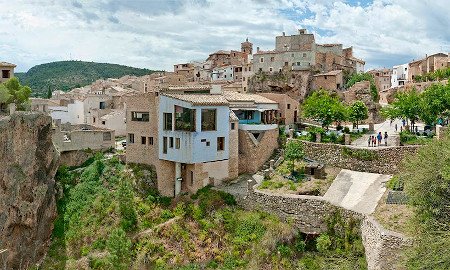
top-left (285, 140), bottom-right (304, 173)
top-left (16, 60), bottom-right (159, 97)
top-left (302, 89), bottom-right (349, 129)
top-left (348, 101), bottom-right (368, 129)
top-left (0, 77), bottom-right (32, 110)
top-left (382, 82), bottom-right (450, 127)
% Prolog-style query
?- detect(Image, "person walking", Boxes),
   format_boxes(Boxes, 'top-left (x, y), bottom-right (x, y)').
top-left (384, 132), bottom-right (388, 146)
top-left (368, 136), bottom-right (371, 147)
top-left (372, 135), bottom-right (376, 147)
top-left (395, 123), bottom-right (398, 132)
top-left (377, 132), bottom-right (382, 146)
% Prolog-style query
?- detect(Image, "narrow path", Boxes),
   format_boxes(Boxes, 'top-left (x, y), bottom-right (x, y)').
top-left (351, 119), bottom-right (402, 148)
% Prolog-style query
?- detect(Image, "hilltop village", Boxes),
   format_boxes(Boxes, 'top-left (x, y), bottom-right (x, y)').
top-left (7, 29), bottom-right (446, 196)
top-left (1, 29), bottom-right (450, 270)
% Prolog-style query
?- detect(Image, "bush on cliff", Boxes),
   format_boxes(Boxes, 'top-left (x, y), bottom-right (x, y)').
top-left (399, 132), bottom-right (450, 269)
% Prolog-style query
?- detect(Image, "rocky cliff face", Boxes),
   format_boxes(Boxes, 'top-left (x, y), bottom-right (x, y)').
top-left (248, 70), bottom-right (313, 102)
top-left (0, 113), bottom-right (59, 269)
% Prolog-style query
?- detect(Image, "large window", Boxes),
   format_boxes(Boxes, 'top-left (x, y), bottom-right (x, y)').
top-left (163, 113), bottom-right (172, 130)
top-left (131, 112), bottom-right (149, 122)
top-left (217, 137), bottom-right (225, 151)
top-left (99, 101), bottom-right (106, 109)
top-left (175, 106), bottom-right (196, 131)
top-left (201, 109), bottom-right (216, 131)
top-left (128, 133), bottom-right (135, 144)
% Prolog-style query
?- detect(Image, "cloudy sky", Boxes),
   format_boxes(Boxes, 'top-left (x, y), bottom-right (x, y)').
top-left (1, 0), bottom-right (449, 72)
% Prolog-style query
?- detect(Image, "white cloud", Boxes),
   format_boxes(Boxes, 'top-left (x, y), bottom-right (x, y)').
top-left (0, 0), bottom-right (448, 72)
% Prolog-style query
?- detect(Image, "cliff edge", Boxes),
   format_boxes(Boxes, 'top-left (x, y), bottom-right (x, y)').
top-left (0, 112), bottom-right (59, 269)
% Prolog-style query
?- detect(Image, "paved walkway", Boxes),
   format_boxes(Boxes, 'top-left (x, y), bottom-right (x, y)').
top-left (350, 119), bottom-right (424, 148)
top-left (323, 169), bottom-right (391, 214)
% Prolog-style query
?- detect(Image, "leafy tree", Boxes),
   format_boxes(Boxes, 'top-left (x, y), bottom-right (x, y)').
top-left (46, 85), bottom-right (52, 99)
top-left (0, 84), bottom-right (12, 104)
top-left (381, 89), bottom-right (421, 131)
top-left (302, 89), bottom-right (348, 129)
top-left (284, 140), bottom-right (304, 173)
top-left (419, 83), bottom-right (450, 125)
top-left (400, 131), bottom-right (450, 269)
top-left (0, 77), bottom-right (32, 110)
top-left (348, 101), bottom-right (368, 128)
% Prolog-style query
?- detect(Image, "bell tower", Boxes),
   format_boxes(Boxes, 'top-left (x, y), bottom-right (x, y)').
top-left (241, 38), bottom-right (253, 55)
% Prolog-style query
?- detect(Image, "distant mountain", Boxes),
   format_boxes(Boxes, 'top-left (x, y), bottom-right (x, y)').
top-left (15, 61), bottom-right (159, 97)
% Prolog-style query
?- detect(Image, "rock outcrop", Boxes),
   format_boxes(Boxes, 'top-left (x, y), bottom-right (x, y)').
top-left (248, 70), bottom-right (313, 102)
top-left (342, 81), bottom-right (383, 123)
top-left (0, 112), bottom-right (59, 269)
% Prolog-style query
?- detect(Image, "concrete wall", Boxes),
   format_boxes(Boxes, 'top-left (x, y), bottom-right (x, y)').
top-left (298, 140), bottom-right (420, 174)
top-left (52, 127), bottom-right (115, 153)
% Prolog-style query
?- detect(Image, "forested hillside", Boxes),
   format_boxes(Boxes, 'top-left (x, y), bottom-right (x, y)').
top-left (15, 61), bottom-right (158, 97)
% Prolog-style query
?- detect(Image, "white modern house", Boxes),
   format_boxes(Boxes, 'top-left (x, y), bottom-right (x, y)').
top-left (391, 64), bottom-right (409, 88)
top-left (211, 65), bottom-right (235, 81)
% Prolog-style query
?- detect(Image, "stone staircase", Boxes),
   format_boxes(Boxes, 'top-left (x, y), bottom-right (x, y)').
top-left (261, 148), bottom-right (283, 171)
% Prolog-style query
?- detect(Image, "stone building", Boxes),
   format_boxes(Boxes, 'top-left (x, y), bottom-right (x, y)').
top-left (408, 53), bottom-right (449, 82)
top-left (125, 86), bottom-right (283, 196)
top-left (52, 123), bottom-right (115, 153)
top-left (252, 30), bottom-right (364, 75)
top-left (312, 70), bottom-right (344, 91)
top-left (259, 92), bottom-right (300, 125)
top-left (368, 69), bottom-right (391, 91)
top-left (0, 62), bottom-right (15, 83)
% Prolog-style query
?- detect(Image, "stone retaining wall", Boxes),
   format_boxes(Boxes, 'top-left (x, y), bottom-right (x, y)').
top-left (238, 179), bottom-right (410, 270)
top-left (298, 140), bottom-right (420, 174)
top-left (240, 179), bottom-right (361, 234)
top-left (361, 216), bottom-right (411, 270)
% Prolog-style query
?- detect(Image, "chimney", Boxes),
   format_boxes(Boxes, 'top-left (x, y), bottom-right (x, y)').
top-left (298, 29), bottom-right (306, 34)
top-left (257, 47), bottom-right (260, 53)
top-left (282, 31), bottom-right (285, 36)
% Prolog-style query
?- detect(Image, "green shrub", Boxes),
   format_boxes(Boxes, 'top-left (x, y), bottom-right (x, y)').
top-left (316, 234), bottom-right (332, 253)
top-left (117, 180), bottom-right (137, 231)
top-left (386, 176), bottom-right (404, 191)
top-left (276, 244), bottom-right (292, 257)
top-left (106, 228), bottom-right (132, 270)
top-left (160, 209), bottom-right (175, 220)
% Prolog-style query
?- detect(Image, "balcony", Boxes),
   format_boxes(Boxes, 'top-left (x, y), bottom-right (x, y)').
top-left (239, 123), bottom-right (278, 131)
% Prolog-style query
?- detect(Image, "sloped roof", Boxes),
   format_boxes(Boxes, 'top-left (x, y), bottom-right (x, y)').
top-left (222, 91), bottom-right (277, 104)
top-left (0, 62), bottom-right (16, 67)
top-left (162, 93), bottom-right (229, 106)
